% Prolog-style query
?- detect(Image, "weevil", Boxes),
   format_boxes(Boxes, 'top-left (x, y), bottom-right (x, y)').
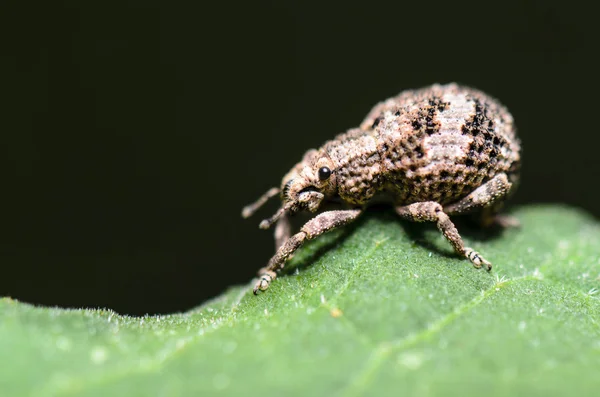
top-left (242, 83), bottom-right (521, 294)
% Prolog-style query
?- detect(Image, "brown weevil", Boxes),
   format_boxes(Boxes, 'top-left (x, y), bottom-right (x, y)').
top-left (242, 83), bottom-right (521, 294)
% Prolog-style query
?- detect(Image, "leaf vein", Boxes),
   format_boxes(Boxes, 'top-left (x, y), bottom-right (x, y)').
top-left (340, 274), bottom-right (540, 397)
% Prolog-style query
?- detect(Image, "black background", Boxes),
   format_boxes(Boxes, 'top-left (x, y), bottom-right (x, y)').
top-left (2, 0), bottom-right (599, 315)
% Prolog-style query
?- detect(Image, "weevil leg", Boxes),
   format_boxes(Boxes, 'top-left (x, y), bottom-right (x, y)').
top-left (274, 212), bottom-right (292, 250)
top-left (478, 205), bottom-right (521, 229)
top-left (253, 209), bottom-right (362, 294)
top-left (241, 187), bottom-right (280, 218)
top-left (443, 173), bottom-right (519, 228)
top-left (395, 202), bottom-right (492, 270)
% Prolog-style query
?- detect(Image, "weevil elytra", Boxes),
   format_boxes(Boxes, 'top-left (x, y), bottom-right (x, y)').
top-left (242, 83), bottom-right (521, 294)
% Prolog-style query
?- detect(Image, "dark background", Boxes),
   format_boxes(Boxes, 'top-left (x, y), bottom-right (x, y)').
top-left (1, 0), bottom-right (599, 315)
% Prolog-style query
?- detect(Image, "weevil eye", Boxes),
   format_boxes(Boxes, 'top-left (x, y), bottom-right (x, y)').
top-left (318, 167), bottom-right (331, 181)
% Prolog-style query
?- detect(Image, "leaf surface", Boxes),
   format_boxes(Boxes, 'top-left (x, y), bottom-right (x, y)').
top-left (1, 206), bottom-right (599, 397)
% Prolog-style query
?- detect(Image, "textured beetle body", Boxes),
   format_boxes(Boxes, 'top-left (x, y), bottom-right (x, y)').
top-left (319, 84), bottom-right (519, 206)
top-left (243, 83), bottom-right (521, 294)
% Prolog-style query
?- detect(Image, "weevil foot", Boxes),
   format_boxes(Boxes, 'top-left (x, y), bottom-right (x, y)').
top-left (253, 270), bottom-right (277, 295)
top-left (465, 248), bottom-right (492, 271)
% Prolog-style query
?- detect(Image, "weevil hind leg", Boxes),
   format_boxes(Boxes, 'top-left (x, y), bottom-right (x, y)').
top-left (443, 173), bottom-right (519, 229)
top-left (443, 173), bottom-right (512, 216)
top-left (478, 204), bottom-right (521, 229)
top-left (253, 209), bottom-right (362, 294)
top-left (395, 202), bottom-right (492, 270)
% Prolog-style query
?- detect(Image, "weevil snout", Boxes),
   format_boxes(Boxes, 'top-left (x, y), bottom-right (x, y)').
top-left (257, 183), bottom-right (325, 230)
top-left (297, 189), bottom-right (325, 212)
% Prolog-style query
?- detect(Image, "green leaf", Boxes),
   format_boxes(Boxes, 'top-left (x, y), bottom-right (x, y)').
top-left (1, 205), bottom-right (599, 397)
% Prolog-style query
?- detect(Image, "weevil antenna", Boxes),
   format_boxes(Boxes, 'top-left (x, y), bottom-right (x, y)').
top-left (259, 202), bottom-right (293, 229)
top-left (241, 187), bottom-right (280, 218)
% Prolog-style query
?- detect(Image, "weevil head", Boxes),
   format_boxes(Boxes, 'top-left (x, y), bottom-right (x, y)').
top-left (280, 149), bottom-right (337, 213)
top-left (258, 149), bottom-right (336, 229)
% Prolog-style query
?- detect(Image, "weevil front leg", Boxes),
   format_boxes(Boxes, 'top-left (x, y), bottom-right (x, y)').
top-left (395, 202), bottom-right (492, 270)
top-left (254, 209), bottom-right (362, 294)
